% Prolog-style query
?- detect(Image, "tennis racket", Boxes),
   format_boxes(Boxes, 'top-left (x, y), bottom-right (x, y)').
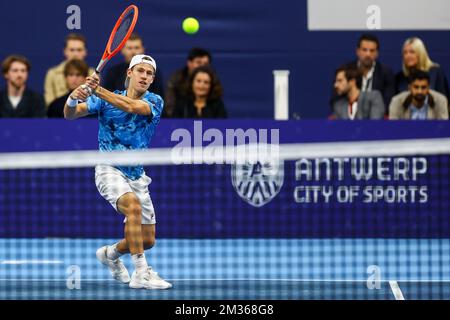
top-left (82, 5), bottom-right (138, 96)
top-left (94, 4), bottom-right (139, 74)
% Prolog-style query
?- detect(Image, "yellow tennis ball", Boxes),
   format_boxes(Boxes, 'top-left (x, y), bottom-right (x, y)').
top-left (183, 17), bottom-right (199, 34)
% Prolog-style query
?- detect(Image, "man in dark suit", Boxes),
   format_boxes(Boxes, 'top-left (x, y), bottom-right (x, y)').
top-left (332, 65), bottom-right (385, 120)
top-left (0, 55), bottom-right (45, 118)
top-left (103, 33), bottom-right (164, 96)
top-left (331, 34), bottom-right (395, 113)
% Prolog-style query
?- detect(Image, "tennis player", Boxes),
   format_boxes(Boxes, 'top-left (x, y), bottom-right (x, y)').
top-left (64, 54), bottom-right (172, 290)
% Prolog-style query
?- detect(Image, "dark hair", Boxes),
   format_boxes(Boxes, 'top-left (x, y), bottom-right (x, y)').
top-left (64, 33), bottom-right (87, 48)
top-left (1, 55), bottom-right (31, 74)
top-left (128, 33), bottom-right (143, 42)
top-left (357, 33), bottom-right (380, 50)
top-left (335, 64), bottom-right (362, 89)
top-left (63, 59), bottom-right (89, 77)
top-left (408, 70), bottom-right (430, 84)
top-left (188, 66), bottom-right (223, 101)
top-left (187, 48), bottom-right (212, 62)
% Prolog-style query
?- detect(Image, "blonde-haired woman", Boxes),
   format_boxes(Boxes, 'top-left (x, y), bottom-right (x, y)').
top-left (395, 37), bottom-right (449, 100)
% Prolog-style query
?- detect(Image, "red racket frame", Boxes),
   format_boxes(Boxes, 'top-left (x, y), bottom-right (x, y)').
top-left (95, 5), bottom-right (139, 73)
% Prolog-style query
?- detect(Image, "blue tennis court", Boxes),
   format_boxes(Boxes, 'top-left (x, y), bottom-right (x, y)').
top-left (1, 238), bottom-right (449, 300)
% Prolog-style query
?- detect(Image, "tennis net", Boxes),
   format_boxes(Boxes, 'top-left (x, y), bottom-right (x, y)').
top-left (0, 137), bottom-right (449, 300)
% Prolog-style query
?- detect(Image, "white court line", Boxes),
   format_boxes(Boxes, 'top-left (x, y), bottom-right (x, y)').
top-left (0, 278), bottom-right (380, 282)
top-left (0, 278), bottom-right (365, 282)
top-left (389, 281), bottom-right (405, 300)
top-left (148, 279), bottom-right (450, 283)
top-left (0, 260), bottom-right (64, 265)
top-left (0, 278), bottom-right (449, 283)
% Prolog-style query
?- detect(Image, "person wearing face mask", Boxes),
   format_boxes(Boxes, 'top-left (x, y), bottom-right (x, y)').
top-left (389, 70), bottom-right (448, 120)
top-left (395, 37), bottom-right (450, 103)
top-left (173, 65), bottom-right (227, 118)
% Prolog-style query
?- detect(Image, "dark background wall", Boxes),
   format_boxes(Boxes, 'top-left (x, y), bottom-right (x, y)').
top-left (0, 0), bottom-right (449, 118)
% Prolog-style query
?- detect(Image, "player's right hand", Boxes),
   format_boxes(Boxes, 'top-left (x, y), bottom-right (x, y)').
top-left (70, 84), bottom-right (91, 102)
top-left (85, 75), bottom-right (100, 94)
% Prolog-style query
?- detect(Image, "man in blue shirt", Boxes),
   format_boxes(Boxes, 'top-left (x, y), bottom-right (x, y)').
top-left (64, 54), bottom-right (171, 290)
top-left (409, 97), bottom-right (429, 120)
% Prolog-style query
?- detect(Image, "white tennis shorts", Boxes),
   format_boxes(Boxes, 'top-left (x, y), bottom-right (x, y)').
top-left (95, 165), bottom-right (156, 225)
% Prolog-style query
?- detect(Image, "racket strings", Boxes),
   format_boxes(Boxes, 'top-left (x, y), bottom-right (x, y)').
top-left (111, 9), bottom-right (135, 52)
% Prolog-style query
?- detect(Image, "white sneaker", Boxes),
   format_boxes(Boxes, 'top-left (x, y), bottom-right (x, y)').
top-left (129, 267), bottom-right (172, 290)
top-left (96, 246), bottom-right (131, 284)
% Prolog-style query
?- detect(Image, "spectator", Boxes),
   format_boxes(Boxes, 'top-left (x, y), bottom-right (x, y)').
top-left (331, 34), bottom-right (395, 112)
top-left (44, 33), bottom-right (94, 106)
top-left (47, 60), bottom-right (89, 118)
top-left (389, 70), bottom-right (448, 120)
top-left (332, 65), bottom-right (384, 120)
top-left (103, 33), bottom-right (164, 96)
top-left (165, 47), bottom-right (215, 117)
top-left (174, 66), bottom-right (227, 118)
top-left (0, 55), bottom-right (45, 118)
top-left (395, 37), bottom-right (450, 101)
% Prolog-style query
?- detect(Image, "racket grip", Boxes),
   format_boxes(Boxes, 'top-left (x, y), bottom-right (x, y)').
top-left (95, 58), bottom-right (108, 74)
top-left (80, 84), bottom-right (94, 98)
top-left (86, 72), bottom-right (100, 95)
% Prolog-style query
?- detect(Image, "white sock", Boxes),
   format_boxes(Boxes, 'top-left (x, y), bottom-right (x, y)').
top-left (131, 253), bottom-right (148, 274)
top-left (106, 243), bottom-right (123, 260)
